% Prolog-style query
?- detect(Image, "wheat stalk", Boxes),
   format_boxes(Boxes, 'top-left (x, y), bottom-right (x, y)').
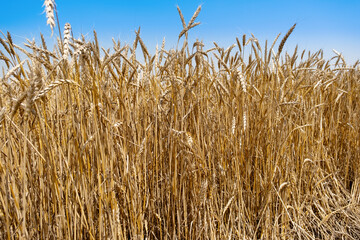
top-left (0, 107), bottom-right (6, 126)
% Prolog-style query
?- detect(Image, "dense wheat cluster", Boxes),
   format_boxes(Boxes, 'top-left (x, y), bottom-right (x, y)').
top-left (0, 4), bottom-right (359, 240)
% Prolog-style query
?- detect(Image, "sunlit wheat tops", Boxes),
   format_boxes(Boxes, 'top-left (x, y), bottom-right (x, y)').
top-left (43, 0), bottom-right (56, 35)
top-left (177, 5), bottom-right (202, 41)
top-left (63, 23), bottom-right (71, 59)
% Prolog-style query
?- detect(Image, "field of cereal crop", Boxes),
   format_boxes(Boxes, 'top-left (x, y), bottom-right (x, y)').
top-left (0, 1), bottom-right (359, 239)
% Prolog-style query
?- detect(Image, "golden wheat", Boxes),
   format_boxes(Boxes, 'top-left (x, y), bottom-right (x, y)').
top-left (0, 3), bottom-right (359, 240)
top-left (43, 0), bottom-right (56, 35)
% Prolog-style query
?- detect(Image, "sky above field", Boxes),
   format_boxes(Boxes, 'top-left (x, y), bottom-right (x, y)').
top-left (0, 0), bottom-right (359, 64)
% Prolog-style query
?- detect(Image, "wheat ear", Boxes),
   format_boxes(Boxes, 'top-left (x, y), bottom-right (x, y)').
top-left (277, 23), bottom-right (296, 58)
top-left (63, 23), bottom-right (71, 60)
top-left (43, 0), bottom-right (56, 36)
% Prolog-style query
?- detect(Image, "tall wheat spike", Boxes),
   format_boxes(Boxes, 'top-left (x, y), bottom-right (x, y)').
top-left (63, 23), bottom-right (71, 60)
top-left (43, 0), bottom-right (56, 36)
top-left (277, 23), bottom-right (297, 58)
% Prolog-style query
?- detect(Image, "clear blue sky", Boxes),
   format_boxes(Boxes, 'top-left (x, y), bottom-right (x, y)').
top-left (1, 0), bottom-right (359, 64)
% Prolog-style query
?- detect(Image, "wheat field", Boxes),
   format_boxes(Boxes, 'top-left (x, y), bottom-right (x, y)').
top-left (0, 2), bottom-right (359, 239)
